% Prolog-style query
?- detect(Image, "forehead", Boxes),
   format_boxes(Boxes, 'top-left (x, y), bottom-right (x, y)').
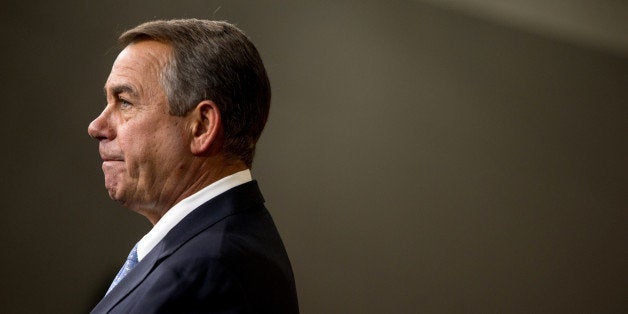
top-left (105, 40), bottom-right (171, 94)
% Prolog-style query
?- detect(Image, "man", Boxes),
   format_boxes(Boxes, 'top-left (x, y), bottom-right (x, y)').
top-left (87, 19), bottom-right (298, 313)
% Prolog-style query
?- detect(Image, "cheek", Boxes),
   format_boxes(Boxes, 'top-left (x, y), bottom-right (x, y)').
top-left (118, 118), bottom-right (189, 175)
top-left (118, 125), bottom-right (154, 166)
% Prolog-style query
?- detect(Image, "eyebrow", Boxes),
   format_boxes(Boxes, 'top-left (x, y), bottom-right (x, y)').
top-left (104, 84), bottom-right (139, 98)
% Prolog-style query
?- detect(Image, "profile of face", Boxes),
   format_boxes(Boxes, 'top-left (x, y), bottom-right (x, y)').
top-left (88, 40), bottom-right (192, 216)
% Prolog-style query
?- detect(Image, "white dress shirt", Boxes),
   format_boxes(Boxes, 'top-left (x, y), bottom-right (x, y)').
top-left (135, 169), bottom-right (252, 261)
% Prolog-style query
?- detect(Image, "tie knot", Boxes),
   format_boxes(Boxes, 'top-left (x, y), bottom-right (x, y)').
top-left (106, 243), bottom-right (140, 295)
top-left (127, 244), bottom-right (138, 264)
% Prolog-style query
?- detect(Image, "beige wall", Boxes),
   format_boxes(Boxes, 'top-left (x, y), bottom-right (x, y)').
top-left (1, 1), bottom-right (626, 313)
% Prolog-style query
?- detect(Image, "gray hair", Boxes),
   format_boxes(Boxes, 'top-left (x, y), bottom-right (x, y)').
top-left (119, 19), bottom-right (271, 167)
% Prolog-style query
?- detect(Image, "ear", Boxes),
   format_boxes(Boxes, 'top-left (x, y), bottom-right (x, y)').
top-left (189, 100), bottom-right (221, 155)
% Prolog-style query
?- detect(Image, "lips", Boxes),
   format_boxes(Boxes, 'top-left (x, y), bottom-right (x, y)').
top-left (100, 154), bottom-right (124, 162)
top-left (101, 157), bottom-right (124, 162)
top-left (101, 155), bottom-right (124, 172)
top-left (99, 148), bottom-right (124, 162)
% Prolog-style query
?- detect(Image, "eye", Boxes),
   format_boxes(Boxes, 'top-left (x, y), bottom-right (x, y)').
top-left (119, 98), bottom-right (132, 109)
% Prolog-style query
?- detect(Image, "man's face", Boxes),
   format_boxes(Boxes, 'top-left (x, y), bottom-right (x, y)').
top-left (88, 40), bottom-right (192, 214)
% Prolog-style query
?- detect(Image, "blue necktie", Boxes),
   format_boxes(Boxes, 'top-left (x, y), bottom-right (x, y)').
top-left (106, 244), bottom-right (139, 295)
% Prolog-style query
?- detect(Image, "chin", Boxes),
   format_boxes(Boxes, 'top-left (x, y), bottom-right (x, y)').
top-left (106, 186), bottom-right (124, 202)
top-left (108, 190), bottom-right (121, 202)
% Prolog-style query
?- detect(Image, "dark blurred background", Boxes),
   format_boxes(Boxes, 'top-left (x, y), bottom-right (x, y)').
top-left (0, 0), bottom-right (626, 313)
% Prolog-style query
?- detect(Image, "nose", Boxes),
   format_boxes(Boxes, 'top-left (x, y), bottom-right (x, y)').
top-left (88, 107), bottom-right (114, 141)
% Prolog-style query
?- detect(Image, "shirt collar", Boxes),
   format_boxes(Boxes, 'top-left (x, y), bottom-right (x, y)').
top-left (136, 169), bottom-right (252, 261)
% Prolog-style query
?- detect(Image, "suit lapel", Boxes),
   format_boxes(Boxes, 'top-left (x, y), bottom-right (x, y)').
top-left (91, 181), bottom-right (265, 313)
top-left (159, 180), bottom-right (265, 258)
top-left (91, 241), bottom-right (165, 313)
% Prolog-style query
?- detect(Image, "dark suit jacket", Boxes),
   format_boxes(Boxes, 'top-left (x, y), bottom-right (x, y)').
top-left (91, 181), bottom-right (299, 313)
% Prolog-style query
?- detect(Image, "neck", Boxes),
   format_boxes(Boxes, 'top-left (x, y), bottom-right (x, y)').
top-left (139, 157), bottom-right (248, 225)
